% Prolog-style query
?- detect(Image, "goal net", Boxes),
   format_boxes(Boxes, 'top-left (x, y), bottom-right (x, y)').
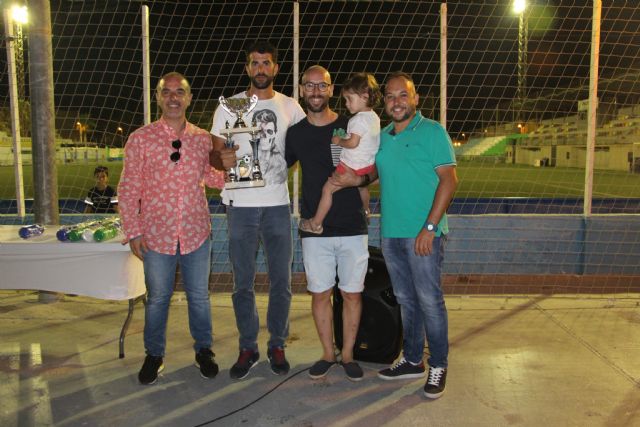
top-left (1, 0), bottom-right (639, 294)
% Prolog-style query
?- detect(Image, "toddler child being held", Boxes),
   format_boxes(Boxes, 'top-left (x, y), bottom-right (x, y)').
top-left (299, 72), bottom-right (381, 234)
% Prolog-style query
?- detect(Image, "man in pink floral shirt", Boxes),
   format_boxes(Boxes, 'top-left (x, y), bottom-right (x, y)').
top-left (118, 72), bottom-right (224, 385)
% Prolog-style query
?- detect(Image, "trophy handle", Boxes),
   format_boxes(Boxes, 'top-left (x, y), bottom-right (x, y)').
top-left (245, 94), bottom-right (259, 115)
top-left (219, 96), bottom-right (234, 118)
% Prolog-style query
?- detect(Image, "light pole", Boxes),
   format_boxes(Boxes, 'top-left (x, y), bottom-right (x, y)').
top-left (514, 0), bottom-right (528, 124)
top-left (3, 4), bottom-right (28, 217)
top-left (11, 4), bottom-right (27, 100)
top-left (11, 4), bottom-right (29, 138)
top-left (76, 121), bottom-right (86, 144)
top-left (114, 126), bottom-right (123, 147)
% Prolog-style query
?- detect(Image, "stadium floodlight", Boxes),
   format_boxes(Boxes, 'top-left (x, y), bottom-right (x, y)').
top-left (10, 5), bottom-right (28, 24)
top-left (513, 0), bottom-right (526, 15)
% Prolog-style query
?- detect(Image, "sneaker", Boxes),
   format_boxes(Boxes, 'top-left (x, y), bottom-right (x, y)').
top-left (138, 355), bottom-right (164, 385)
top-left (377, 357), bottom-right (425, 380)
top-left (267, 346), bottom-right (290, 376)
top-left (195, 348), bottom-right (219, 379)
top-left (341, 361), bottom-right (364, 382)
top-left (308, 360), bottom-right (336, 379)
top-left (424, 366), bottom-right (447, 399)
top-left (230, 349), bottom-right (260, 380)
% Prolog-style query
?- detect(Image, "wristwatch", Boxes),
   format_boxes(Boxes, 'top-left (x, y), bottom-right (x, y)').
top-left (424, 222), bottom-right (438, 233)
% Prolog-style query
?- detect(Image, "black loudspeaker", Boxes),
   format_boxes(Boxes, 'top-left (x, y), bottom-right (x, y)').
top-left (333, 246), bottom-right (402, 364)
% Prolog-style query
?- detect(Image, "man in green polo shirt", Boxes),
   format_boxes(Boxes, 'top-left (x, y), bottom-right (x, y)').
top-left (331, 71), bottom-right (457, 399)
top-left (374, 71), bottom-right (457, 399)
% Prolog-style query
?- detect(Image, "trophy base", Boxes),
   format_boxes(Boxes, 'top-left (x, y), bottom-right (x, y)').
top-left (220, 126), bottom-right (260, 136)
top-left (225, 179), bottom-right (265, 190)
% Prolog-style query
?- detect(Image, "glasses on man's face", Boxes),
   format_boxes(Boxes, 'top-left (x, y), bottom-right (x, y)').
top-left (302, 82), bottom-right (330, 92)
top-left (170, 139), bottom-right (181, 162)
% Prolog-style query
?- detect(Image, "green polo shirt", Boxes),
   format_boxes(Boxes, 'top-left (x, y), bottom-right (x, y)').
top-left (375, 112), bottom-right (456, 238)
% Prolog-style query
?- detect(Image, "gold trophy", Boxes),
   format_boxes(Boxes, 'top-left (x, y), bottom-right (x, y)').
top-left (219, 95), bottom-right (265, 189)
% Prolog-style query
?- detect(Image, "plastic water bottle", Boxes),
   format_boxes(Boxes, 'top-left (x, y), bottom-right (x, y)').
top-left (67, 221), bottom-right (97, 242)
top-left (83, 218), bottom-right (120, 242)
top-left (19, 224), bottom-right (45, 239)
top-left (93, 218), bottom-right (121, 242)
top-left (94, 224), bottom-right (119, 242)
top-left (67, 228), bottom-right (85, 242)
top-left (57, 225), bottom-right (79, 241)
top-left (81, 224), bottom-right (101, 242)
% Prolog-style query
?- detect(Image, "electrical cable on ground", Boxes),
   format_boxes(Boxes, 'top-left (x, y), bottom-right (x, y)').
top-left (193, 366), bottom-right (311, 426)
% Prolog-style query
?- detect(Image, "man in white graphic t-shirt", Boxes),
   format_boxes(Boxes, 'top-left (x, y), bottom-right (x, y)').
top-left (210, 40), bottom-right (305, 381)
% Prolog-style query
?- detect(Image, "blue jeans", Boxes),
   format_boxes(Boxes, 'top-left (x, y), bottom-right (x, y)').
top-left (227, 204), bottom-right (292, 351)
top-left (143, 239), bottom-right (212, 357)
top-left (382, 237), bottom-right (448, 368)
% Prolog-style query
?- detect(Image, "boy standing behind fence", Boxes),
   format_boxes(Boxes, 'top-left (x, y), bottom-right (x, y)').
top-left (84, 165), bottom-right (118, 213)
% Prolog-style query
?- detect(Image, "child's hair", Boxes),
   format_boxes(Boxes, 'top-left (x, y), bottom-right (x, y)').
top-left (341, 72), bottom-right (382, 108)
top-left (94, 166), bottom-right (109, 176)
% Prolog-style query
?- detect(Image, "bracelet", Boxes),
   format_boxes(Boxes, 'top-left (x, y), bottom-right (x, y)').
top-left (359, 174), bottom-right (371, 187)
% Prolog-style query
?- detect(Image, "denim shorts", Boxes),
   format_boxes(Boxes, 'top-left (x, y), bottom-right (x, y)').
top-left (302, 235), bottom-right (368, 293)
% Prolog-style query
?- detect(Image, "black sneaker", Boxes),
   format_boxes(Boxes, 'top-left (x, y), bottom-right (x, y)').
top-left (377, 357), bottom-right (425, 380)
top-left (195, 348), bottom-right (219, 379)
top-left (341, 361), bottom-right (364, 382)
top-left (267, 346), bottom-right (290, 376)
top-left (308, 360), bottom-right (336, 379)
top-left (138, 355), bottom-right (164, 385)
top-left (424, 366), bottom-right (447, 399)
top-left (230, 349), bottom-right (260, 380)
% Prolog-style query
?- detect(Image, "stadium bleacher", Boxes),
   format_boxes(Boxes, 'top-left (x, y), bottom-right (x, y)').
top-left (455, 135), bottom-right (506, 156)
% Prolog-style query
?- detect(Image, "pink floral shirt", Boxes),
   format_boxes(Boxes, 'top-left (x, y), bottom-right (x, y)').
top-left (118, 118), bottom-right (224, 255)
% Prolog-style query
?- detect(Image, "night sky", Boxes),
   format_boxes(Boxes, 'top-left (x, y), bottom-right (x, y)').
top-left (1, 0), bottom-right (639, 145)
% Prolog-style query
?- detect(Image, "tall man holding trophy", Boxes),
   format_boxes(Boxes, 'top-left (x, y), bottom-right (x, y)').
top-left (210, 40), bottom-right (305, 380)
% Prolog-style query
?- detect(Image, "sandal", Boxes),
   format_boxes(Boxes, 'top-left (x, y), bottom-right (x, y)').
top-left (299, 218), bottom-right (323, 234)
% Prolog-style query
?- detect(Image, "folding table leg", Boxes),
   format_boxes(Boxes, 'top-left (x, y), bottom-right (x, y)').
top-left (119, 296), bottom-right (143, 358)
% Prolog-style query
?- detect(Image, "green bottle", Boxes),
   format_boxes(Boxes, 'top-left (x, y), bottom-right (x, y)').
top-left (94, 224), bottom-right (119, 242)
top-left (66, 220), bottom-right (98, 242)
top-left (93, 218), bottom-right (121, 242)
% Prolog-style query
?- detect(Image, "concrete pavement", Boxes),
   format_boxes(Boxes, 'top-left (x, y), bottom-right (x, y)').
top-left (0, 290), bottom-right (639, 427)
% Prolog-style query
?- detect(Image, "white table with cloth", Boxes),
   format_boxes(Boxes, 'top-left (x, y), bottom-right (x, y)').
top-left (0, 225), bottom-right (145, 358)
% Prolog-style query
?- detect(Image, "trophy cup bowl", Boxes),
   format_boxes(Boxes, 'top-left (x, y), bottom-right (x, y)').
top-left (219, 95), bottom-right (259, 129)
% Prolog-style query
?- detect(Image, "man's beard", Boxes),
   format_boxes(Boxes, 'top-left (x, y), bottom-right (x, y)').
top-left (390, 107), bottom-right (415, 123)
top-left (304, 96), bottom-right (329, 113)
top-left (251, 74), bottom-right (273, 90)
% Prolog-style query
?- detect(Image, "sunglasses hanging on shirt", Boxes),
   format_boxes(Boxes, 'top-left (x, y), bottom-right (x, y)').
top-left (170, 139), bottom-right (181, 162)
